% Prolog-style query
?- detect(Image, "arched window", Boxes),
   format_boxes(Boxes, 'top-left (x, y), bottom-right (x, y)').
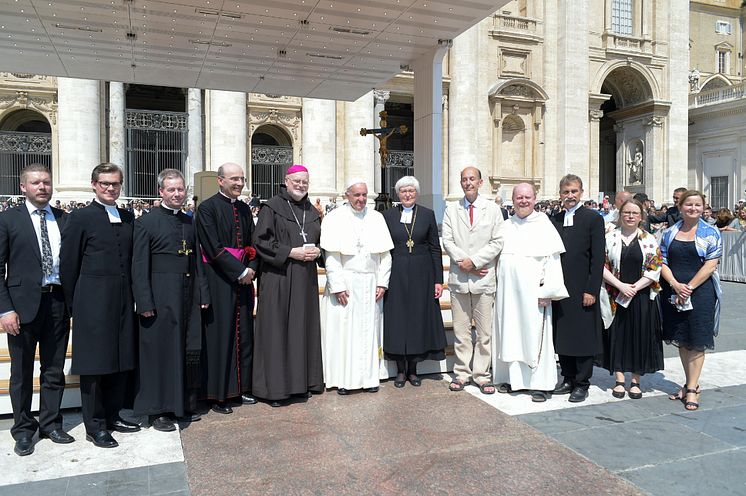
top-left (250, 125), bottom-right (293, 201)
top-left (0, 110), bottom-right (52, 196)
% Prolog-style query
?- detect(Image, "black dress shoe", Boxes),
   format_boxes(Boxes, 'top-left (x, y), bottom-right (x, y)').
top-left (394, 373), bottom-right (406, 388)
top-left (553, 381), bottom-right (574, 395)
top-left (364, 386), bottom-right (379, 393)
top-left (211, 402), bottom-right (233, 414)
top-left (270, 401), bottom-right (283, 408)
top-left (408, 375), bottom-right (422, 387)
top-left (337, 388), bottom-right (349, 395)
top-left (86, 430), bottom-right (118, 448)
top-left (568, 387), bottom-right (589, 403)
top-left (40, 429), bottom-right (75, 444)
top-left (150, 416), bottom-right (176, 432)
top-left (107, 417), bottom-right (141, 433)
top-left (241, 394), bottom-right (257, 405)
top-left (14, 436), bottom-right (34, 456)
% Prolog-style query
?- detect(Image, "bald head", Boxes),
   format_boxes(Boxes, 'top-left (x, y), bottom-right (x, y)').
top-left (217, 162), bottom-right (245, 199)
top-left (512, 182), bottom-right (536, 218)
top-left (615, 191), bottom-right (633, 209)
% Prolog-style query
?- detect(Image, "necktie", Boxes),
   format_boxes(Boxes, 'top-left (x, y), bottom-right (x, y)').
top-left (37, 208), bottom-right (53, 278)
top-left (469, 204), bottom-right (474, 226)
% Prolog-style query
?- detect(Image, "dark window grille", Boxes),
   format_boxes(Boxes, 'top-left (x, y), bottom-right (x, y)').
top-left (386, 150), bottom-right (414, 201)
top-left (251, 145), bottom-right (293, 201)
top-left (0, 131), bottom-right (52, 196)
top-left (125, 110), bottom-right (188, 198)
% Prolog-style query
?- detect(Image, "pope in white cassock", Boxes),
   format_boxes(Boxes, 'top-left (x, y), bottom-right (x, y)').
top-left (320, 180), bottom-right (394, 394)
top-left (492, 183), bottom-right (569, 403)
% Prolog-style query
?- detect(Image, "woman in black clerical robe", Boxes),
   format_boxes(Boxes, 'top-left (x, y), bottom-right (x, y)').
top-left (382, 176), bottom-right (447, 388)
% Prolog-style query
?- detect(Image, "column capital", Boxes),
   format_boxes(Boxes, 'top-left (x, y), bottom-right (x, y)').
top-left (589, 109), bottom-right (604, 122)
top-left (644, 115), bottom-right (664, 128)
top-left (373, 89), bottom-right (390, 106)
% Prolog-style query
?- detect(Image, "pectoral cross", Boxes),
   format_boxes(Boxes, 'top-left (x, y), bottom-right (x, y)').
top-left (406, 239), bottom-right (414, 253)
top-left (178, 239), bottom-right (193, 256)
top-left (300, 229), bottom-right (308, 243)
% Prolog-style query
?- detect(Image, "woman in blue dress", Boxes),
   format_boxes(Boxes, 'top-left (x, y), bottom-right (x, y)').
top-left (659, 190), bottom-right (722, 411)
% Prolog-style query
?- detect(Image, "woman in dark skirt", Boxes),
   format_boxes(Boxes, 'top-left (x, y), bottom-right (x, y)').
top-left (659, 190), bottom-right (722, 411)
top-left (600, 199), bottom-right (664, 399)
top-left (382, 176), bottom-right (447, 388)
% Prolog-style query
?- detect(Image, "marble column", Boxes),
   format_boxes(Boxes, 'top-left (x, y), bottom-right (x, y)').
top-left (644, 115), bottom-right (665, 201)
top-left (588, 108), bottom-right (604, 195)
top-left (56, 77), bottom-right (101, 199)
top-left (207, 90), bottom-right (247, 172)
top-left (186, 88), bottom-right (203, 191)
top-left (666, 0), bottom-right (690, 203)
top-left (109, 82), bottom-right (125, 169)
top-left (413, 44), bottom-right (449, 220)
top-left (448, 26), bottom-right (480, 198)
top-left (372, 89), bottom-right (390, 193)
top-left (343, 91), bottom-right (375, 193)
top-left (441, 93), bottom-right (449, 197)
top-left (302, 97), bottom-right (337, 197)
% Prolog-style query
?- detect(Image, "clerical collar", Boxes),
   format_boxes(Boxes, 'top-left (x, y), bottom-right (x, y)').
top-left (94, 198), bottom-right (122, 223)
top-left (400, 204), bottom-right (415, 224)
top-left (219, 191), bottom-right (237, 203)
top-left (160, 204), bottom-right (180, 215)
top-left (563, 203), bottom-right (582, 227)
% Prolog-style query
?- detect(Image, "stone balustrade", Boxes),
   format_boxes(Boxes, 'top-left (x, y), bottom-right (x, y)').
top-left (689, 81), bottom-right (746, 109)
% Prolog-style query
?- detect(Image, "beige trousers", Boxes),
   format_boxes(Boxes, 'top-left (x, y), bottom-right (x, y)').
top-left (451, 292), bottom-right (494, 384)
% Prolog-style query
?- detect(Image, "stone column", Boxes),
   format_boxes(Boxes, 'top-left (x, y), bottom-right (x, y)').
top-left (644, 115), bottom-right (665, 201)
top-left (108, 82), bottom-right (125, 169)
top-left (441, 93), bottom-right (449, 197)
top-left (413, 44), bottom-right (449, 220)
top-left (207, 90), bottom-right (247, 172)
top-left (344, 91), bottom-right (375, 192)
top-left (666, 0), bottom-right (690, 202)
top-left (186, 88), bottom-right (203, 190)
top-left (56, 77), bottom-right (101, 199)
top-left (372, 90), bottom-right (390, 193)
top-left (588, 109), bottom-right (604, 195)
top-left (448, 26), bottom-right (480, 197)
top-left (302, 97), bottom-right (337, 197)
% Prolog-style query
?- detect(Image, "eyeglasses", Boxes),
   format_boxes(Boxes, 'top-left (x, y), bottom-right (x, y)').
top-left (96, 181), bottom-right (122, 189)
top-left (219, 176), bottom-right (246, 183)
top-left (399, 188), bottom-right (417, 194)
top-left (288, 178), bottom-right (309, 186)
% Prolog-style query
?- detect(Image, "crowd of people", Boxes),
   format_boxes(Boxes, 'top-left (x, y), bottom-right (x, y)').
top-left (0, 161), bottom-right (724, 459)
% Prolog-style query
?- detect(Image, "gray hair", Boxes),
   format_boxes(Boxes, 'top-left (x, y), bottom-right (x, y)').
top-left (394, 176), bottom-right (420, 196)
top-left (157, 168), bottom-right (185, 188)
top-left (559, 174), bottom-right (584, 191)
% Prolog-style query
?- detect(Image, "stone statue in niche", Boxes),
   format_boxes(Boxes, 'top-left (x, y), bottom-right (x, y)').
top-left (627, 144), bottom-right (644, 185)
top-left (688, 69), bottom-right (700, 92)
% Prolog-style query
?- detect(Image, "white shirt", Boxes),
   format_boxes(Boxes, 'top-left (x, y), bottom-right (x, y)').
top-left (563, 203), bottom-right (582, 227)
top-left (463, 197), bottom-right (478, 225)
top-left (25, 202), bottom-right (61, 286)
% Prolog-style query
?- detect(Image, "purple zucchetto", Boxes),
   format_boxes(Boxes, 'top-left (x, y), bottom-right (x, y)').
top-left (286, 164), bottom-right (308, 175)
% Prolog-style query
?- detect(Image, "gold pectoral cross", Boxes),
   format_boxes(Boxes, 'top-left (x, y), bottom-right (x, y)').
top-left (178, 239), bottom-right (193, 256)
top-left (406, 239), bottom-right (414, 253)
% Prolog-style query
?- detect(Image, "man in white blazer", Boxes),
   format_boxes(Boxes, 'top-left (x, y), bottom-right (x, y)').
top-left (442, 167), bottom-right (504, 393)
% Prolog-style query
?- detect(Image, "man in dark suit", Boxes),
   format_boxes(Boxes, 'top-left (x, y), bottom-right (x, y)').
top-left (550, 174), bottom-right (605, 403)
top-left (60, 163), bottom-right (139, 449)
top-left (647, 187), bottom-right (686, 227)
top-left (0, 164), bottom-right (73, 456)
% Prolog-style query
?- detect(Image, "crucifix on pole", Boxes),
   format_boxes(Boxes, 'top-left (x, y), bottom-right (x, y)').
top-left (360, 110), bottom-right (408, 211)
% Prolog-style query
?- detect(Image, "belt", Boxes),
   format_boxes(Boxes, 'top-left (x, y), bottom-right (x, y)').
top-left (41, 284), bottom-right (61, 293)
top-left (151, 254), bottom-right (191, 274)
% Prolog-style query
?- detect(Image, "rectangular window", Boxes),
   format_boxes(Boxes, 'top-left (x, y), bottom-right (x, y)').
top-left (717, 50), bottom-right (728, 74)
top-left (715, 20), bottom-right (732, 35)
top-left (710, 176), bottom-right (729, 210)
top-left (611, 0), bottom-right (633, 35)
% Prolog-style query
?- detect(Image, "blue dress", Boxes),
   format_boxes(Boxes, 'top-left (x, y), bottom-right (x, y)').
top-left (661, 239), bottom-right (717, 351)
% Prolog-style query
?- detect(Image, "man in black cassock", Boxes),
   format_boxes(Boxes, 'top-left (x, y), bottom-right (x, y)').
top-left (252, 165), bottom-right (324, 407)
top-left (132, 169), bottom-right (209, 431)
top-left (60, 163), bottom-right (140, 449)
top-left (195, 162), bottom-right (259, 414)
top-left (550, 174), bottom-right (605, 403)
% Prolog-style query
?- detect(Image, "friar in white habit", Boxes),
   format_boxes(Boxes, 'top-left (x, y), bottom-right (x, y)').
top-left (319, 179), bottom-right (393, 394)
top-left (492, 183), bottom-right (569, 402)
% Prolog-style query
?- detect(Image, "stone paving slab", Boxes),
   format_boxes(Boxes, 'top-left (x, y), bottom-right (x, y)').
top-left (180, 380), bottom-right (642, 496)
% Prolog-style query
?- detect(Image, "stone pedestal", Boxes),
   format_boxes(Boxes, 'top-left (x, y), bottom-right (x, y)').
top-left (56, 77), bottom-right (101, 199)
top-left (302, 97), bottom-right (337, 197)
